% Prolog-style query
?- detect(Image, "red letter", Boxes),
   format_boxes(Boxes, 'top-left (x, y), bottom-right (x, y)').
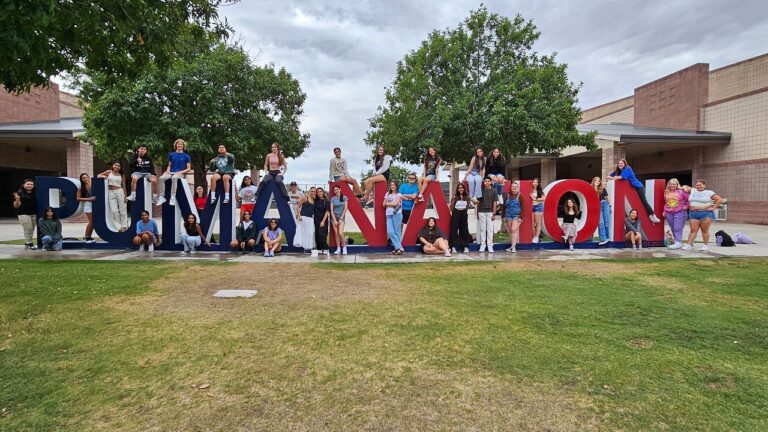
top-left (402, 181), bottom-right (451, 245)
top-left (610, 179), bottom-right (664, 244)
top-left (330, 181), bottom-right (388, 247)
top-left (542, 180), bottom-right (600, 243)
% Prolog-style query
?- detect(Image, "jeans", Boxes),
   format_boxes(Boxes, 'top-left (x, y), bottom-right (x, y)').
top-left (41, 235), bottom-right (62, 251)
top-left (158, 172), bottom-right (186, 196)
top-left (180, 233), bottom-right (201, 251)
top-left (665, 211), bottom-right (687, 242)
top-left (477, 212), bottom-right (494, 248)
top-left (466, 172), bottom-right (483, 199)
top-left (17, 214), bottom-right (35, 244)
top-left (598, 200), bottom-right (611, 242)
top-left (387, 212), bottom-right (403, 250)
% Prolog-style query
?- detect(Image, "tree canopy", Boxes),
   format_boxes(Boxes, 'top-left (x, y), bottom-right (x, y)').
top-left (365, 6), bottom-right (595, 165)
top-left (81, 41), bottom-right (310, 187)
top-left (1, 0), bottom-right (233, 93)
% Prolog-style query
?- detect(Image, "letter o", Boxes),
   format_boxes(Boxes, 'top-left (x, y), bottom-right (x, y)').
top-left (542, 179), bottom-right (600, 243)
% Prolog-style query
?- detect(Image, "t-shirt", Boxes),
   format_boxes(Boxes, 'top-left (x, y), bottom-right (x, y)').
top-left (399, 182), bottom-right (419, 211)
top-left (168, 151), bottom-right (191, 173)
top-left (425, 157), bottom-right (440, 176)
top-left (418, 226), bottom-right (446, 244)
top-left (194, 196), bottom-right (207, 210)
top-left (562, 211), bottom-right (581, 224)
top-left (664, 189), bottom-right (689, 213)
top-left (184, 222), bottom-right (200, 236)
top-left (130, 153), bottom-right (155, 174)
top-left (611, 166), bottom-right (643, 188)
top-left (477, 187), bottom-right (498, 212)
top-left (238, 185), bottom-right (258, 204)
top-left (15, 189), bottom-right (36, 215)
top-left (264, 227), bottom-right (283, 241)
top-left (599, 188), bottom-right (608, 202)
top-left (288, 190), bottom-right (305, 208)
top-left (688, 189), bottom-right (716, 208)
top-left (136, 219), bottom-right (159, 236)
top-left (211, 153), bottom-right (236, 175)
top-left (331, 195), bottom-right (347, 218)
top-left (384, 192), bottom-right (402, 215)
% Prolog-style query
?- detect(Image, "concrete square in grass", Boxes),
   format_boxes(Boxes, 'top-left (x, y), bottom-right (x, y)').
top-left (213, 289), bottom-right (257, 298)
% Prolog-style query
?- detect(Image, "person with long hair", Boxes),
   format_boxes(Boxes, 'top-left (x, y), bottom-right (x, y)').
top-left (180, 213), bottom-right (210, 254)
top-left (476, 177), bottom-right (498, 253)
top-left (38, 207), bottom-right (62, 251)
top-left (208, 144), bottom-right (236, 204)
top-left (463, 147), bottom-right (486, 202)
top-left (530, 177), bottom-right (546, 243)
top-left (418, 217), bottom-right (451, 257)
top-left (561, 198), bottom-right (581, 251)
top-left (607, 159), bottom-right (661, 223)
top-left (97, 161), bottom-right (129, 232)
top-left (449, 183), bottom-right (472, 253)
top-left (296, 187), bottom-right (316, 253)
top-left (504, 181), bottom-right (523, 253)
top-left (255, 142), bottom-right (289, 202)
top-left (363, 146), bottom-right (393, 206)
top-left (313, 187), bottom-right (330, 255)
top-left (416, 147), bottom-right (442, 203)
top-left (683, 179), bottom-right (722, 252)
top-left (383, 181), bottom-right (404, 254)
top-left (77, 173), bottom-right (96, 242)
top-left (126, 145), bottom-right (158, 203)
top-left (157, 138), bottom-right (191, 206)
top-left (624, 209), bottom-right (642, 251)
top-left (133, 210), bottom-right (160, 252)
top-left (262, 218), bottom-right (283, 257)
top-left (231, 211), bottom-right (258, 254)
top-left (591, 176), bottom-right (611, 246)
top-left (330, 185), bottom-right (349, 255)
top-left (329, 147), bottom-right (363, 196)
top-left (193, 186), bottom-right (207, 211)
top-left (663, 178), bottom-right (690, 250)
top-left (237, 175), bottom-right (258, 218)
top-left (12, 179), bottom-right (36, 249)
top-left (486, 148), bottom-right (506, 203)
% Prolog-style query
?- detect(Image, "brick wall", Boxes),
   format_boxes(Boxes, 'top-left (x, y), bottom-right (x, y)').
top-left (708, 53), bottom-right (768, 102)
top-left (583, 107), bottom-right (634, 125)
top-left (59, 91), bottom-right (83, 118)
top-left (580, 96), bottom-right (634, 123)
top-left (634, 63), bottom-right (709, 131)
top-left (701, 91), bottom-right (768, 164)
top-left (0, 84), bottom-right (61, 123)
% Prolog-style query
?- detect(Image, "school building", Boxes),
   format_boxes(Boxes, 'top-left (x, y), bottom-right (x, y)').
top-left (511, 53), bottom-right (768, 224)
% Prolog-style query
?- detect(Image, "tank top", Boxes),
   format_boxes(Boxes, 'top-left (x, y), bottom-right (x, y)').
top-left (472, 156), bottom-right (484, 172)
top-left (267, 153), bottom-right (280, 170)
top-left (184, 223), bottom-right (199, 236)
top-left (107, 173), bottom-right (122, 187)
top-left (300, 200), bottom-right (314, 217)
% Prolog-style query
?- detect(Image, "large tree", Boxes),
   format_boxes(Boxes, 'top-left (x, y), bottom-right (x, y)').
top-left (0, 0), bottom-right (233, 93)
top-left (81, 41), bottom-right (310, 187)
top-left (366, 6), bottom-right (595, 165)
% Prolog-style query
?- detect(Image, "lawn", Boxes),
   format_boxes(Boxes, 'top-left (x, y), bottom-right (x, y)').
top-left (1, 259), bottom-right (767, 431)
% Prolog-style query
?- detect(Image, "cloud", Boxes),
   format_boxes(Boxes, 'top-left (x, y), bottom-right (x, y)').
top-left (220, 0), bottom-right (768, 183)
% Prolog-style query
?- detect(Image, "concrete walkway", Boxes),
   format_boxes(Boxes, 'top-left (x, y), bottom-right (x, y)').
top-left (1, 217), bottom-right (765, 262)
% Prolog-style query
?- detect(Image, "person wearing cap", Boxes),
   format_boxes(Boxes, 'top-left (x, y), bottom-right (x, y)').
top-left (288, 181), bottom-right (304, 209)
top-left (329, 147), bottom-right (363, 196)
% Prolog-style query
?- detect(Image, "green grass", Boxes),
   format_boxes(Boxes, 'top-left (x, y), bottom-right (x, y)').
top-left (1, 259), bottom-right (767, 431)
top-left (0, 239), bottom-right (26, 245)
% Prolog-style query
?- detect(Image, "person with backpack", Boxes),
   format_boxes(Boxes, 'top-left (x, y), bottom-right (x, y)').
top-left (683, 179), bottom-right (722, 252)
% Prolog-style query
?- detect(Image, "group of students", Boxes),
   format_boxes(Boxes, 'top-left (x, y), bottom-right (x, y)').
top-left (12, 138), bottom-right (723, 254)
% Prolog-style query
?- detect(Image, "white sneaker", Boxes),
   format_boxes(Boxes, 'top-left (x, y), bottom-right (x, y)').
top-left (138, 244), bottom-right (145, 252)
top-left (700, 244), bottom-right (709, 252)
top-left (342, 246), bottom-right (348, 255)
top-left (156, 196), bottom-right (166, 206)
top-left (181, 250), bottom-right (189, 255)
top-left (169, 196), bottom-right (177, 206)
top-left (190, 248), bottom-right (196, 254)
top-left (334, 248), bottom-right (341, 255)
top-left (478, 245), bottom-right (486, 253)
top-left (463, 247), bottom-right (469, 253)
top-left (264, 251), bottom-right (270, 257)
top-left (681, 244), bottom-right (692, 250)
top-left (444, 250), bottom-right (451, 257)
top-left (650, 214), bottom-right (661, 224)
top-left (638, 244), bottom-right (643, 250)
top-left (569, 244), bottom-right (574, 251)
top-left (323, 250), bottom-right (329, 255)
top-left (223, 194), bottom-right (230, 204)
top-left (451, 247), bottom-right (457, 253)
top-left (506, 247), bottom-right (516, 253)
top-left (127, 193), bottom-right (136, 201)
top-left (633, 245), bottom-right (638, 251)
top-left (487, 246), bottom-right (494, 253)
top-left (598, 240), bottom-right (609, 246)
top-left (148, 243), bottom-right (154, 252)
top-left (532, 236), bottom-right (539, 244)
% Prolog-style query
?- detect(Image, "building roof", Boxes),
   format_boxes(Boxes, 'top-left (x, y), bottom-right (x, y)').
top-left (576, 122), bottom-right (731, 145)
top-left (0, 117), bottom-right (84, 138)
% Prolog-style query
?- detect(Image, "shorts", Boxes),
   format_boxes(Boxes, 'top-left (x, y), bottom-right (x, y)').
top-left (505, 214), bottom-right (520, 221)
top-left (333, 175), bottom-right (341, 182)
top-left (532, 203), bottom-right (544, 213)
top-left (689, 210), bottom-right (716, 221)
top-left (241, 202), bottom-right (255, 214)
top-left (382, 171), bottom-right (390, 181)
top-left (426, 174), bottom-right (436, 181)
top-left (333, 213), bottom-right (345, 223)
top-left (131, 172), bottom-right (154, 180)
top-left (83, 201), bottom-right (93, 214)
top-left (402, 209), bottom-right (412, 223)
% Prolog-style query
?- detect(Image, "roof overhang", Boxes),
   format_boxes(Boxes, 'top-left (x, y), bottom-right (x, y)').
top-left (0, 118), bottom-right (84, 139)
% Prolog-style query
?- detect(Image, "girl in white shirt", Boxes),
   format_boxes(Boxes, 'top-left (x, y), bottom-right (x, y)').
top-left (683, 179), bottom-right (722, 252)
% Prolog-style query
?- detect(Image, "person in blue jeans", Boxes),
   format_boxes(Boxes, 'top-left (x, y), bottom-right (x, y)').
top-left (607, 159), bottom-right (661, 224)
top-left (503, 182), bottom-right (523, 253)
top-left (463, 147), bottom-right (486, 202)
top-left (38, 207), bottom-right (62, 251)
top-left (383, 181), bottom-right (404, 255)
top-left (180, 213), bottom-right (210, 254)
top-left (592, 176), bottom-right (611, 245)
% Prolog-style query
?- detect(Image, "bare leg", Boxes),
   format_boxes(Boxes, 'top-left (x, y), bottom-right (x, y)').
top-left (85, 213), bottom-right (93, 238)
top-left (209, 173), bottom-right (221, 196)
top-left (700, 219), bottom-right (712, 245)
top-left (687, 220), bottom-right (701, 246)
top-left (337, 221), bottom-right (346, 247)
top-left (533, 212), bottom-right (543, 239)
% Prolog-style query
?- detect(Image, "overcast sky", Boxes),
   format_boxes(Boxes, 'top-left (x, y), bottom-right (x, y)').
top-left (220, 0), bottom-right (767, 183)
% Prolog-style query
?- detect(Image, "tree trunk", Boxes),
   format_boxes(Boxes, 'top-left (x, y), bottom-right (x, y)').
top-left (192, 155), bottom-right (208, 191)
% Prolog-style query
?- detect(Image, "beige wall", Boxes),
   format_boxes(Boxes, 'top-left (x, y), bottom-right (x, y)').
top-left (59, 91), bottom-right (83, 118)
top-left (580, 96), bottom-right (634, 123)
top-left (583, 107), bottom-right (634, 125)
top-left (701, 91), bottom-right (768, 164)
top-left (708, 54), bottom-right (768, 102)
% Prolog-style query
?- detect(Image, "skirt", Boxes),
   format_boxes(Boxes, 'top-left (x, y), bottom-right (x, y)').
top-left (561, 223), bottom-right (578, 238)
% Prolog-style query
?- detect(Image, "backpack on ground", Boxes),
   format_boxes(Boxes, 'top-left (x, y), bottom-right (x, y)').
top-left (733, 232), bottom-right (756, 244)
top-left (715, 230), bottom-right (735, 247)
